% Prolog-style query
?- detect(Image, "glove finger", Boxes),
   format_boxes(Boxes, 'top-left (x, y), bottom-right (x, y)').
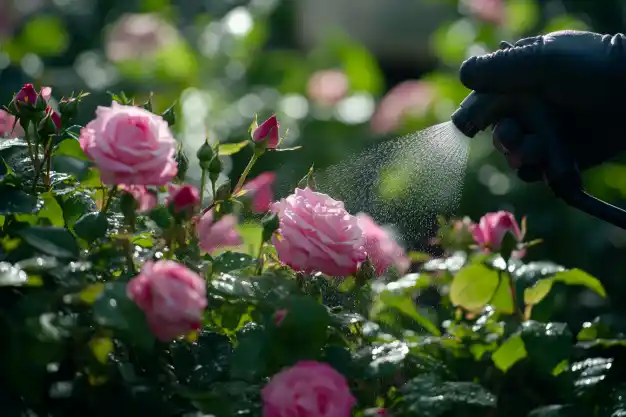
top-left (499, 41), bottom-right (513, 49)
top-left (493, 118), bottom-right (524, 153)
top-left (514, 36), bottom-right (540, 47)
top-left (517, 134), bottom-right (544, 166)
top-left (459, 36), bottom-right (544, 93)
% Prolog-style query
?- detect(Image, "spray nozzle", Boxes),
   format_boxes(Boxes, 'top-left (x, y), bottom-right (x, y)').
top-left (451, 91), bottom-right (626, 229)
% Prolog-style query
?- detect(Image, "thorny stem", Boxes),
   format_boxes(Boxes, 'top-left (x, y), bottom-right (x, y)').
top-left (234, 153), bottom-right (260, 194)
top-left (255, 242), bottom-right (264, 275)
top-left (101, 186), bottom-right (118, 215)
top-left (23, 121), bottom-right (36, 163)
top-left (199, 169), bottom-right (207, 206)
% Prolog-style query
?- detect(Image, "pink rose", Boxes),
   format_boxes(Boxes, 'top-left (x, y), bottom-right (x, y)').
top-left (243, 172), bottom-right (276, 213)
top-left (463, 0), bottom-right (505, 25)
top-left (307, 69), bottom-right (349, 107)
top-left (357, 213), bottom-right (410, 276)
top-left (44, 106), bottom-right (62, 130)
top-left (252, 115), bottom-right (280, 148)
top-left (79, 102), bottom-right (178, 185)
top-left (273, 309), bottom-right (287, 326)
top-left (119, 185), bottom-right (157, 212)
top-left (471, 211), bottom-right (524, 256)
top-left (14, 84), bottom-right (38, 107)
top-left (127, 260), bottom-right (207, 341)
top-left (195, 210), bottom-right (242, 253)
top-left (167, 184), bottom-right (200, 214)
top-left (271, 188), bottom-right (366, 277)
top-left (0, 110), bottom-right (24, 137)
top-left (262, 361), bottom-right (356, 417)
top-left (370, 81), bottom-right (435, 134)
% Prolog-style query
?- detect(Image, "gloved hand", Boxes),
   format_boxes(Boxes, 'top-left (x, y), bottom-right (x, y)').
top-left (459, 30), bottom-right (626, 182)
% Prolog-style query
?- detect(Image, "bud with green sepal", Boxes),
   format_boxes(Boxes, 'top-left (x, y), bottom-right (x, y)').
top-left (175, 143), bottom-right (189, 182)
top-left (161, 102), bottom-right (176, 126)
top-left (37, 107), bottom-right (62, 140)
top-left (141, 94), bottom-right (153, 112)
top-left (297, 164), bottom-right (317, 191)
top-left (197, 139), bottom-right (215, 169)
top-left (261, 212), bottom-right (280, 243)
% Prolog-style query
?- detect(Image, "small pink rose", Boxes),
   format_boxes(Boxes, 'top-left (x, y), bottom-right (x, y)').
top-left (370, 81), bottom-right (435, 134)
top-left (167, 184), bottom-right (200, 214)
top-left (45, 106), bottom-right (62, 130)
top-left (463, 0), bottom-right (505, 25)
top-left (119, 185), bottom-right (157, 213)
top-left (272, 188), bottom-right (366, 277)
top-left (357, 213), bottom-right (410, 276)
top-left (0, 110), bottom-right (24, 137)
top-left (273, 309), bottom-right (287, 326)
top-left (14, 84), bottom-right (38, 106)
top-left (471, 211), bottom-right (524, 257)
top-left (307, 69), bottom-right (349, 107)
top-left (79, 102), bottom-right (178, 186)
top-left (252, 115), bottom-right (280, 148)
top-left (243, 172), bottom-right (276, 213)
top-left (127, 260), bottom-right (207, 341)
top-left (195, 210), bottom-right (242, 253)
top-left (262, 361), bottom-right (356, 417)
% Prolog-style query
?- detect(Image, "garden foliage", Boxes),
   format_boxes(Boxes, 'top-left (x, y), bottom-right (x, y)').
top-left (0, 85), bottom-right (624, 417)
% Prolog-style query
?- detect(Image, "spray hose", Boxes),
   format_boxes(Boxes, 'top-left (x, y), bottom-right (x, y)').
top-left (451, 91), bottom-right (626, 229)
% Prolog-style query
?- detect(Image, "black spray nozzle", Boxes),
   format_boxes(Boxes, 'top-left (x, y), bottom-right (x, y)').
top-left (450, 90), bottom-right (626, 230)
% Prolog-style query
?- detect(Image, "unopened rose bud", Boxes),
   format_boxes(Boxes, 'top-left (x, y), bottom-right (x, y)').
top-left (59, 97), bottom-right (79, 120)
top-left (208, 155), bottom-right (222, 176)
top-left (214, 180), bottom-right (231, 201)
top-left (175, 144), bottom-right (189, 181)
top-left (37, 107), bottom-right (61, 138)
top-left (261, 212), bottom-right (280, 242)
top-left (168, 184), bottom-right (201, 215)
top-left (251, 114), bottom-right (280, 149)
top-left (196, 140), bottom-right (214, 166)
top-left (161, 103), bottom-right (176, 126)
top-left (13, 84), bottom-right (38, 110)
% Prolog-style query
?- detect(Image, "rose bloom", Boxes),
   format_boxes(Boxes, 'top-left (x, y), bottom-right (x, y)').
top-left (118, 185), bottom-right (157, 212)
top-left (357, 213), bottom-right (410, 276)
top-left (79, 102), bottom-right (178, 185)
top-left (262, 361), bottom-right (356, 417)
top-left (167, 184), bottom-right (200, 214)
top-left (370, 80), bottom-right (435, 134)
top-left (272, 188), bottom-right (366, 277)
top-left (0, 110), bottom-right (24, 137)
top-left (105, 13), bottom-right (179, 62)
top-left (243, 172), bottom-right (276, 213)
top-left (252, 115), bottom-right (280, 148)
top-left (471, 211), bottom-right (525, 258)
top-left (195, 210), bottom-right (242, 254)
top-left (463, 0), bottom-right (505, 25)
top-left (127, 260), bottom-right (207, 341)
top-left (307, 69), bottom-right (349, 107)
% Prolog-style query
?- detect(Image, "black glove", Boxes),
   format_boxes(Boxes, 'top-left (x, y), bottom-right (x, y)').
top-left (459, 30), bottom-right (626, 182)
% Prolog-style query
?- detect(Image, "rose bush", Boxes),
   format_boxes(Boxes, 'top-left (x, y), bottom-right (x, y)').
top-left (0, 85), bottom-right (624, 417)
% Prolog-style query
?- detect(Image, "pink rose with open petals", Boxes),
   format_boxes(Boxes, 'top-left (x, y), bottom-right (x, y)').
top-left (0, 110), bottom-right (24, 137)
top-left (272, 188), bottom-right (366, 277)
top-left (471, 211), bottom-right (524, 257)
top-left (252, 115), bottom-right (280, 148)
top-left (195, 210), bottom-right (242, 253)
top-left (262, 361), bottom-right (356, 417)
top-left (357, 213), bottom-right (410, 276)
top-left (127, 260), bottom-right (207, 341)
top-left (119, 185), bottom-right (157, 212)
top-left (243, 172), bottom-right (276, 213)
top-left (79, 102), bottom-right (177, 185)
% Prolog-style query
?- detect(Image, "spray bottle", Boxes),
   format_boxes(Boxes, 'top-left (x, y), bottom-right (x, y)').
top-left (450, 91), bottom-right (626, 229)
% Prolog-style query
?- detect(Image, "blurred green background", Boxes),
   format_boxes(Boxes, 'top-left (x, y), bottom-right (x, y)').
top-left (2, 0), bottom-right (626, 303)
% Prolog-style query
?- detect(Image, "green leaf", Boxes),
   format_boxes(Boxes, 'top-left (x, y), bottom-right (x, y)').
top-left (528, 405), bottom-right (582, 417)
top-left (521, 321), bottom-right (572, 373)
top-left (38, 192), bottom-right (64, 227)
top-left (399, 374), bottom-right (496, 417)
top-left (74, 212), bottom-right (109, 241)
top-left (450, 263), bottom-right (500, 312)
top-left (552, 269), bottom-right (606, 297)
top-left (570, 357), bottom-right (613, 399)
top-left (490, 271), bottom-right (515, 314)
top-left (524, 279), bottom-right (553, 306)
top-left (51, 155), bottom-right (92, 181)
top-left (218, 141), bottom-right (249, 156)
top-left (230, 324), bottom-right (267, 381)
top-left (237, 222), bottom-right (263, 256)
top-left (376, 290), bottom-right (440, 336)
top-left (577, 339), bottom-right (626, 349)
top-left (212, 251), bottom-right (257, 274)
top-left (148, 206), bottom-right (172, 229)
top-left (93, 282), bottom-right (155, 351)
top-left (54, 138), bottom-right (88, 160)
top-left (18, 226), bottom-right (79, 259)
top-left (0, 185), bottom-right (38, 215)
top-left (0, 262), bottom-right (28, 286)
top-left (492, 333), bottom-right (527, 372)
